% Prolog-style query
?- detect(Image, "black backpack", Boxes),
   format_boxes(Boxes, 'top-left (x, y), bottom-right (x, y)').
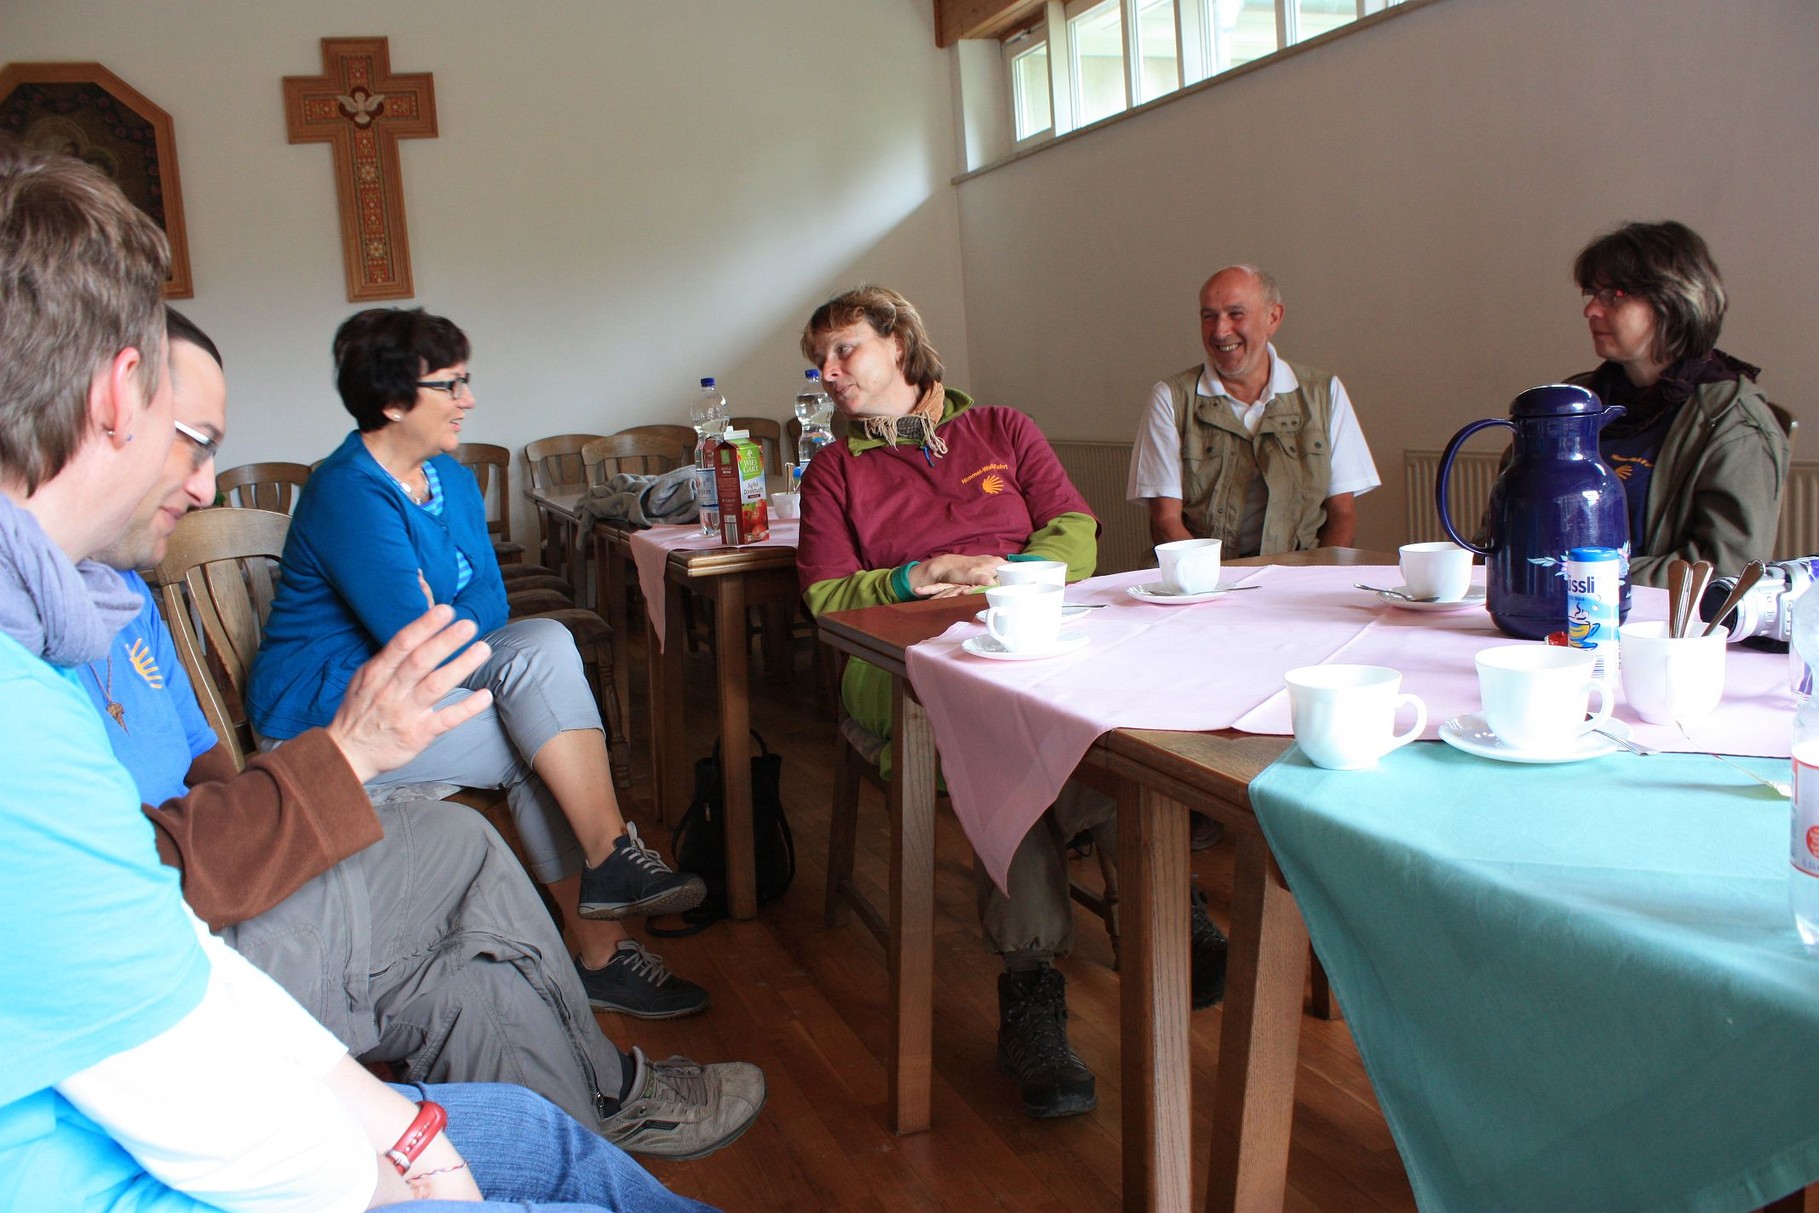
top-left (648, 732), bottom-right (795, 936)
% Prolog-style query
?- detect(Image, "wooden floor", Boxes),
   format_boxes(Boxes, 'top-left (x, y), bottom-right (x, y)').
top-left (578, 626), bottom-right (1417, 1213)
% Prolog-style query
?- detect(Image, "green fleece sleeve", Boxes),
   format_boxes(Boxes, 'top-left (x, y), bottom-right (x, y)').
top-left (1019, 510), bottom-right (1099, 582)
top-left (802, 565), bottom-right (915, 617)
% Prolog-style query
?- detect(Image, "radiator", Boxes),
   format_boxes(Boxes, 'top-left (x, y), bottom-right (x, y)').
top-left (1050, 440), bottom-right (1149, 575)
top-left (1404, 450), bottom-right (1819, 561)
top-left (1404, 449), bottom-right (1500, 544)
top-left (1777, 463), bottom-right (1819, 560)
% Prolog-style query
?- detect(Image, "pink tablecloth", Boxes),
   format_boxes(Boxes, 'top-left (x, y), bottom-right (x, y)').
top-left (905, 563), bottom-right (1798, 890)
top-left (628, 520), bottom-right (799, 652)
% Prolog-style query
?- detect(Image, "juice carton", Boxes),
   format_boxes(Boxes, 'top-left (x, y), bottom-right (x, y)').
top-left (713, 430), bottom-right (770, 545)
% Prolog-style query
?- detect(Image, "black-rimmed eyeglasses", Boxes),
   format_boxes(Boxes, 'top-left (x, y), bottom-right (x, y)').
top-left (173, 419), bottom-right (220, 471)
top-left (416, 373), bottom-right (473, 399)
top-left (1582, 287), bottom-right (1632, 309)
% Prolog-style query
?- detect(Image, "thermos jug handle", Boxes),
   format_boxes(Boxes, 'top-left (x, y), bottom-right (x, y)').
top-left (1435, 417), bottom-right (1512, 558)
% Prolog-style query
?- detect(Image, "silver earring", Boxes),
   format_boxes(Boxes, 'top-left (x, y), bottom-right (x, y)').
top-left (106, 428), bottom-right (116, 437)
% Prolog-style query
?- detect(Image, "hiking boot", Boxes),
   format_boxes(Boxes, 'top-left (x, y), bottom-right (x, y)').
top-left (578, 822), bottom-right (706, 920)
top-left (997, 966), bottom-right (1096, 1118)
top-left (600, 1046), bottom-right (766, 1161)
top-left (576, 941), bottom-right (709, 1019)
top-left (1191, 882), bottom-right (1229, 1010)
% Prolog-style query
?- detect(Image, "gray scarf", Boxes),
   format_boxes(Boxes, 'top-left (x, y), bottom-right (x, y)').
top-left (0, 493), bottom-right (142, 666)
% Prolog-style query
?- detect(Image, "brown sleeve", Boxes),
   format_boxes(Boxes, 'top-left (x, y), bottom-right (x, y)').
top-left (143, 729), bottom-right (383, 931)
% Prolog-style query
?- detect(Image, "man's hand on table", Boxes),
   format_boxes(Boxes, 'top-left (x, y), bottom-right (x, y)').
top-left (325, 605), bottom-right (495, 784)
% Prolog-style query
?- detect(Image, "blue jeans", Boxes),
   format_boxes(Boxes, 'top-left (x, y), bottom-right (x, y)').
top-left (391, 1083), bottom-right (718, 1212)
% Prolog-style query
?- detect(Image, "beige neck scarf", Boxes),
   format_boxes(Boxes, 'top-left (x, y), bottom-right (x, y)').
top-left (857, 382), bottom-right (949, 460)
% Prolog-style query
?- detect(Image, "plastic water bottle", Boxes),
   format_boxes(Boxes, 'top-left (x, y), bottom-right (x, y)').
top-left (792, 369), bottom-right (834, 489)
top-left (1789, 580), bottom-right (1819, 952)
top-left (691, 378), bottom-right (727, 536)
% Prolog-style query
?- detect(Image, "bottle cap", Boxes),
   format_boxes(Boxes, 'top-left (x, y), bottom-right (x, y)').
top-left (804, 369), bottom-right (820, 381)
top-left (700, 377), bottom-right (716, 388)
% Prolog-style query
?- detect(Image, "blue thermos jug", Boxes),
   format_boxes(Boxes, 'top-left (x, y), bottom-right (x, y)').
top-left (1436, 383), bottom-right (1631, 640)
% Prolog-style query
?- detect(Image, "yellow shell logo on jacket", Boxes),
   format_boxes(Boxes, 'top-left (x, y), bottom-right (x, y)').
top-left (962, 463), bottom-right (1011, 496)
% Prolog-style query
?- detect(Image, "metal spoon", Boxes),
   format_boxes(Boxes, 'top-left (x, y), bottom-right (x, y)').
top-left (1702, 560), bottom-right (1765, 637)
top-left (1593, 726), bottom-right (1654, 756)
top-left (1667, 560), bottom-right (1691, 637)
top-left (1708, 751), bottom-right (1793, 797)
top-left (1685, 561), bottom-right (1714, 636)
top-left (1356, 583), bottom-right (1431, 602)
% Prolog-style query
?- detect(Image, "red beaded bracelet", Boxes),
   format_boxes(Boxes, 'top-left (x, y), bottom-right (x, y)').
top-left (384, 1101), bottom-right (448, 1175)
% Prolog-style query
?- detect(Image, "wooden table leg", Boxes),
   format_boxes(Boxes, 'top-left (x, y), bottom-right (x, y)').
top-left (888, 680), bottom-right (936, 1134)
top-left (654, 580), bottom-right (688, 828)
top-left (1204, 832), bottom-right (1309, 1213)
top-left (1120, 780), bottom-right (1193, 1213)
top-left (714, 575), bottom-right (758, 920)
top-left (599, 530), bottom-right (632, 740)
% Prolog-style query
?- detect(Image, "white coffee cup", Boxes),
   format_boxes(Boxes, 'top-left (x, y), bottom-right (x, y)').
top-left (1475, 644), bottom-right (1613, 752)
top-left (1156, 538), bottom-right (1222, 595)
top-left (1619, 621), bottom-right (1729, 725)
top-left (768, 491), bottom-right (800, 520)
top-left (1285, 664), bottom-right (1428, 770)
top-left (984, 583), bottom-right (1064, 653)
top-left (1399, 541), bottom-right (1474, 602)
top-left (996, 559), bottom-right (1067, 588)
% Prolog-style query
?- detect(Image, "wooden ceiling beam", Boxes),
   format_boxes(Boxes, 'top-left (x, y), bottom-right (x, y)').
top-left (934, 0), bottom-right (1046, 48)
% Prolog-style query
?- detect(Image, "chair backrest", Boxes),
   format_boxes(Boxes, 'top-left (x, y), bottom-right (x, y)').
top-left (454, 442), bottom-right (515, 543)
top-left (582, 433), bottom-right (693, 486)
top-left (1768, 402), bottom-right (1799, 446)
top-left (731, 416), bottom-right (784, 477)
top-left (524, 434), bottom-right (605, 492)
top-left (616, 424), bottom-right (698, 453)
top-left (147, 507), bottom-right (291, 769)
top-left (216, 461), bottom-right (312, 513)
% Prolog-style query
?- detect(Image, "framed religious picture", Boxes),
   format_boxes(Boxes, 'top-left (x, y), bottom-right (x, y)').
top-left (0, 61), bottom-right (193, 298)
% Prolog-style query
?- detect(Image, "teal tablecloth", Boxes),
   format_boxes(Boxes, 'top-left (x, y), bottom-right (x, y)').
top-left (1251, 742), bottom-right (1819, 1213)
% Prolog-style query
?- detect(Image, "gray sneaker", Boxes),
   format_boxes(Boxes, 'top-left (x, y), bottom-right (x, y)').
top-left (600, 1046), bottom-right (766, 1161)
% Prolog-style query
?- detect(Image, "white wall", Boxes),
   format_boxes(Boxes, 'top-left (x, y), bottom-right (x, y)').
top-left (2, 0), bottom-right (969, 542)
top-left (953, 0), bottom-right (1819, 549)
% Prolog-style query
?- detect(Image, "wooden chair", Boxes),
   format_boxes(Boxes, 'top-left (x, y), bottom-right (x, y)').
top-left (584, 432), bottom-right (693, 484)
top-left (1768, 401), bottom-right (1798, 445)
top-left (453, 442), bottom-right (527, 562)
top-left (145, 508), bottom-right (613, 876)
top-left (216, 462), bottom-right (312, 514)
top-left (148, 507), bottom-right (291, 765)
top-left (615, 423), bottom-right (698, 454)
top-left (523, 434), bottom-right (604, 585)
top-left (730, 416), bottom-right (784, 477)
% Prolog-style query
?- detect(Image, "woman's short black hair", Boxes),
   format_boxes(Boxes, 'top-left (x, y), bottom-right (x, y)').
top-left (332, 307), bottom-right (470, 432)
top-left (1573, 220), bottom-right (1727, 366)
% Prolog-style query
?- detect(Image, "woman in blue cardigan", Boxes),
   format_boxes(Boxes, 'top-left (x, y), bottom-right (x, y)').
top-left (249, 308), bottom-right (710, 1020)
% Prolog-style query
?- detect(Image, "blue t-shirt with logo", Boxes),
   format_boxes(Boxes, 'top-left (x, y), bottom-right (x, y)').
top-left (73, 571), bottom-right (217, 805)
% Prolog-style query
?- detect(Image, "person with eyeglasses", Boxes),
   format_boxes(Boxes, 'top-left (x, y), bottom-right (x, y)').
top-left (246, 310), bottom-right (739, 1038)
top-left (1570, 220), bottom-right (1788, 587)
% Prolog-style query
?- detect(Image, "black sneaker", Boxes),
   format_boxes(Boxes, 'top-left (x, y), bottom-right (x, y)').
top-left (576, 941), bottom-right (709, 1019)
top-left (1191, 881), bottom-right (1229, 1010)
top-left (600, 1046), bottom-right (766, 1161)
top-left (578, 823), bottom-right (706, 920)
top-left (997, 966), bottom-right (1097, 1118)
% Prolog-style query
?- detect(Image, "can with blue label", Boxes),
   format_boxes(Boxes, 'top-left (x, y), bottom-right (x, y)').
top-left (1564, 546), bottom-right (1622, 685)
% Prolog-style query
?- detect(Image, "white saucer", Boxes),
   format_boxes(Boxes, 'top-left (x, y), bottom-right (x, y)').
top-left (1127, 580), bottom-right (1246, 605)
top-left (975, 604), bottom-right (1096, 623)
top-left (962, 631), bottom-right (1090, 661)
top-left (1377, 585), bottom-right (1487, 612)
top-left (1438, 713), bottom-right (1629, 764)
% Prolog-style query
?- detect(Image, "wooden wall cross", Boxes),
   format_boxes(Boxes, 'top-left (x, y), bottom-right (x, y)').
top-left (283, 38), bottom-right (436, 302)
